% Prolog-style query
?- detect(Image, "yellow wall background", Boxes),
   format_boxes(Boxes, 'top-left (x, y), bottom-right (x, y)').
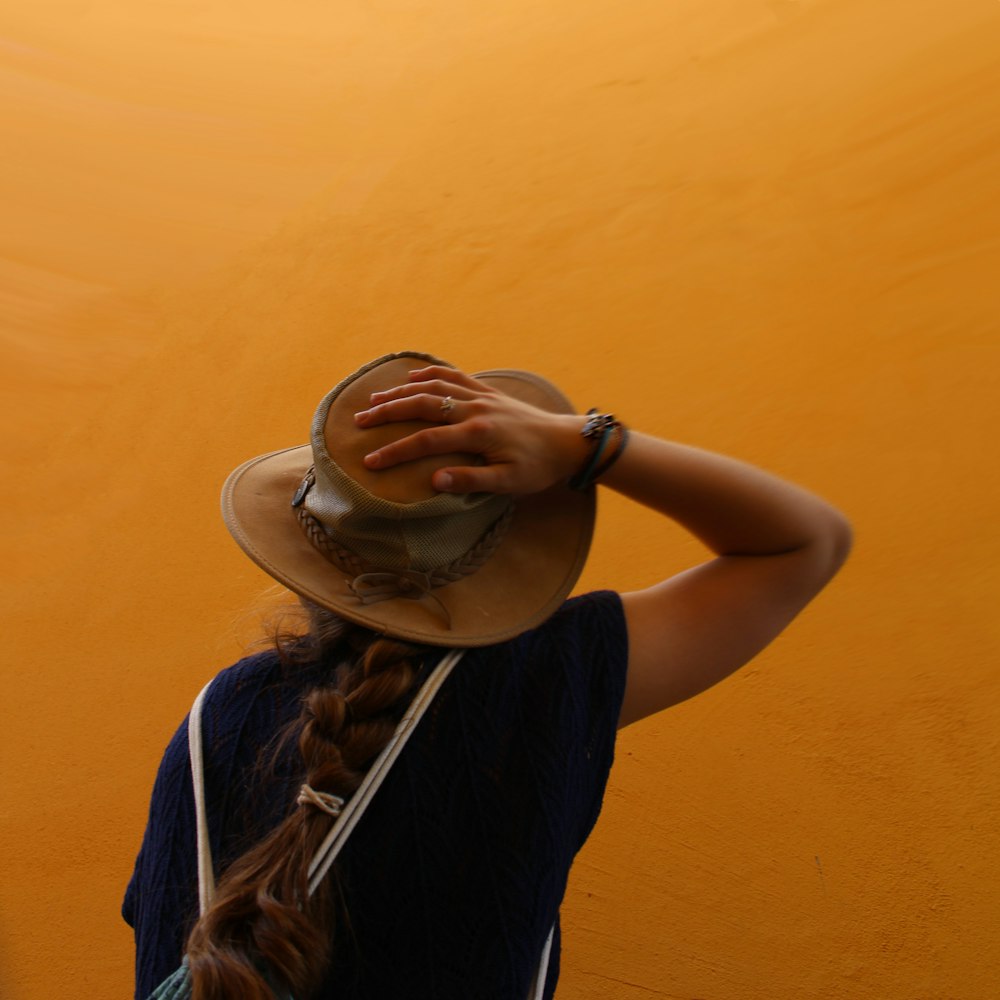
top-left (3, 0), bottom-right (998, 997)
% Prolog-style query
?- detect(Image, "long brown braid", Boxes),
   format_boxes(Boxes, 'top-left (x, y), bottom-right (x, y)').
top-left (185, 605), bottom-right (427, 1000)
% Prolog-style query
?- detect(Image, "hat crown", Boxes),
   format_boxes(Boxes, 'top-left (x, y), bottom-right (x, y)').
top-left (302, 353), bottom-right (511, 573)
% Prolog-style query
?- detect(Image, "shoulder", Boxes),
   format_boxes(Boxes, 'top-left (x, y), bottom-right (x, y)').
top-left (200, 648), bottom-right (284, 705)
top-left (192, 647), bottom-right (295, 768)
top-left (458, 590), bottom-right (626, 681)
top-left (145, 649), bottom-right (283, 790)
top-left (459, 589), bottom-right (629, 733)
top-left (544, 588), bottom-right (626, 631)
top-left (193, 648), bottom-right (285, 727)
top-left (516, 589), bottom-right (628, 663)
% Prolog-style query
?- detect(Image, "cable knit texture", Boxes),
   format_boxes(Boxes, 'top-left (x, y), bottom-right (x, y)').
top-left (123, 591), bottom-right (628, 1000)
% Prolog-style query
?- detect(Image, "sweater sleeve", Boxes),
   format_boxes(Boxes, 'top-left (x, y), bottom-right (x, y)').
top-left (522, 589), bottom-right (628, 1000)
top-left (522, 588), bottom-right (629, 848)
top-left (122, 716), bottom-right (200, 1000)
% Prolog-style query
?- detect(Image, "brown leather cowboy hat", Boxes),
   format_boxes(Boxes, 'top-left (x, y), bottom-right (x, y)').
top-left (221, 352), bottom-right (595, 647)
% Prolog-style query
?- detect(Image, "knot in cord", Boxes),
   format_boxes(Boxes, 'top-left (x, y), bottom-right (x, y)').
top-left (297, 784), bottom-right (345, 818)
top-left (348, 570), bottom-right (452, 628)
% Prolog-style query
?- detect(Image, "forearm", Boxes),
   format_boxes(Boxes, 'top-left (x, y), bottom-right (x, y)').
top-left (591, 430), bottom-right (851, 565)
top-left (356, 370), bottom-right (850, 573)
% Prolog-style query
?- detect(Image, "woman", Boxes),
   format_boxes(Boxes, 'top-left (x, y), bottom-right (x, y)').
top-left (124, 351), bottom-right (850, 1000)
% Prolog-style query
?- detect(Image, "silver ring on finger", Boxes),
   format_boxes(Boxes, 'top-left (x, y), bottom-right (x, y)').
top-left (440, 395), bottom-right (456, 420)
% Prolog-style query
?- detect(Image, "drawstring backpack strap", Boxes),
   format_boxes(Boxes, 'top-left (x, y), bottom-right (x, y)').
top-left (305, 647), bottom-right (463, 894)
top-left (187, 648), bottom-right (555, 1000)
top-left (189, 650), bottom-right (466, 912)
top-left (528, 925), bottom-right (556, 1000)
top-left (188, 679), bottom-right (216, 916)
top-left (144, 681), bottom-right (218, 1000)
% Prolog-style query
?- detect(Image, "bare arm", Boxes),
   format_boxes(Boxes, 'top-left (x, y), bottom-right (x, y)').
top-left (356, 365), bottom-right (851, 728)
top-left (602, 433), bottom-right (851, 726)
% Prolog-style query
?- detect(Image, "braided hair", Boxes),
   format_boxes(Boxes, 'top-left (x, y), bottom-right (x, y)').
top-left (185, 604), bottom-right (427, 999)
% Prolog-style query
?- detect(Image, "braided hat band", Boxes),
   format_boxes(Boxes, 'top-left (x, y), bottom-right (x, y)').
top-left (294, 478), bottom-right (515, 628)
top-left (220, 352), bottom-right (595, 647)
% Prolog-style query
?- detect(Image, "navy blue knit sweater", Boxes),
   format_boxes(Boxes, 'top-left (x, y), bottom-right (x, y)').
top-left (123, 590), bottom-right (628, 1000)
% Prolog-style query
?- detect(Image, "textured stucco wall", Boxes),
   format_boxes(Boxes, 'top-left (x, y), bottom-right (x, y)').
top-left (3, 1), bottom-right (998, 997)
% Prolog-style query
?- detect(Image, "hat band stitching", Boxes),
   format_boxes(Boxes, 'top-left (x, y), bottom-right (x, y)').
top-left (295, 503), bottom-right (515, 620)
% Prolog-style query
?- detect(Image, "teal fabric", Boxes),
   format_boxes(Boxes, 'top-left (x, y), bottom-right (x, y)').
top-left (146, 959), bottom-right (189, 999)
top-left (146, 958), bottom-right (295, 1000)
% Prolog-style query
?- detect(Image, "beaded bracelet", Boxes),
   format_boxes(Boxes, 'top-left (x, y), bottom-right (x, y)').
top-left (568, 409), bottom-right (630, 491)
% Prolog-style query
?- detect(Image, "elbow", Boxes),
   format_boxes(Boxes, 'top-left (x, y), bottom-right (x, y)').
top-left (817, 508), bottom-right (853, 583)
top-left (779, 510), bottom-right (851, 607)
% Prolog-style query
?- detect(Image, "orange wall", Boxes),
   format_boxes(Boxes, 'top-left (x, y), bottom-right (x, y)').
top-left (3, 1), bottom-right (999, 997)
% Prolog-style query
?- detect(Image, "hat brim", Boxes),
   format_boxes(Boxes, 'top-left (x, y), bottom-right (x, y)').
top-left (221, 368), bottom-right (595, 647)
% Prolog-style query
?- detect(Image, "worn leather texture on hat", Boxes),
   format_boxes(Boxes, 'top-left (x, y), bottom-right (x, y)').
top-left (221, 351), bottom-right (595, 647)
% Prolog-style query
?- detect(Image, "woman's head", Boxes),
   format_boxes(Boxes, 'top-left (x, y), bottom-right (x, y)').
top-left (221, 351), bottom-right (594, 646)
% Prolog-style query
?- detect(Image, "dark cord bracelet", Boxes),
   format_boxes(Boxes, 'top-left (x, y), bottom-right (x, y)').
top-left (590, 423), bottom-right (630, 482)
top-left (568, 410), bottom-right (628, 491)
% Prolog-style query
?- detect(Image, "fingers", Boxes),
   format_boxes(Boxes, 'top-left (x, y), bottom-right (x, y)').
top-left (362, 421), bottom-right (488, 470)
top-left (356, 365), bottom-right (519, 494)
top-left (406, 366), bottom-right (488, 394)
top-left (356, 391), bottom-right (471, 427)
top-left (360, 366), bottom-right (500, 426)
top-left (365, 435), bottom-right (516, 493)
top-left (366, 366), bottom-right (493, 416)
top-left (368, 378), bottom-right (477, 408)
top-left (433, 464), bottom-right (514, 494)
top-left (361, 421), bottom-right (513, 493)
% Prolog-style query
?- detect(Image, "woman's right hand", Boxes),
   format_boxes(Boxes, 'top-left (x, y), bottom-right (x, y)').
top-left (353, 364), bottom-right (591, 495)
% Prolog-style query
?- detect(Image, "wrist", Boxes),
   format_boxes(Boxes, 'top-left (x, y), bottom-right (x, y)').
top-left (550, 413), bottom-right (593, 483)
top-left (566, 410), bottom-right (629, 491)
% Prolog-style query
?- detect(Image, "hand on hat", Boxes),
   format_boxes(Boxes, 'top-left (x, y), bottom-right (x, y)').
top-left (354, 365), bottom-right (590, 495)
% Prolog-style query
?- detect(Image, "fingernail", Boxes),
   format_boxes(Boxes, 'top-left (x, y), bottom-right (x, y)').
top-left (354, 410), bottom-right (367, 423)
top-left (364, 452), bottom-right (380, 468)
top-left (436, 471), bottom-right (453, 490)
